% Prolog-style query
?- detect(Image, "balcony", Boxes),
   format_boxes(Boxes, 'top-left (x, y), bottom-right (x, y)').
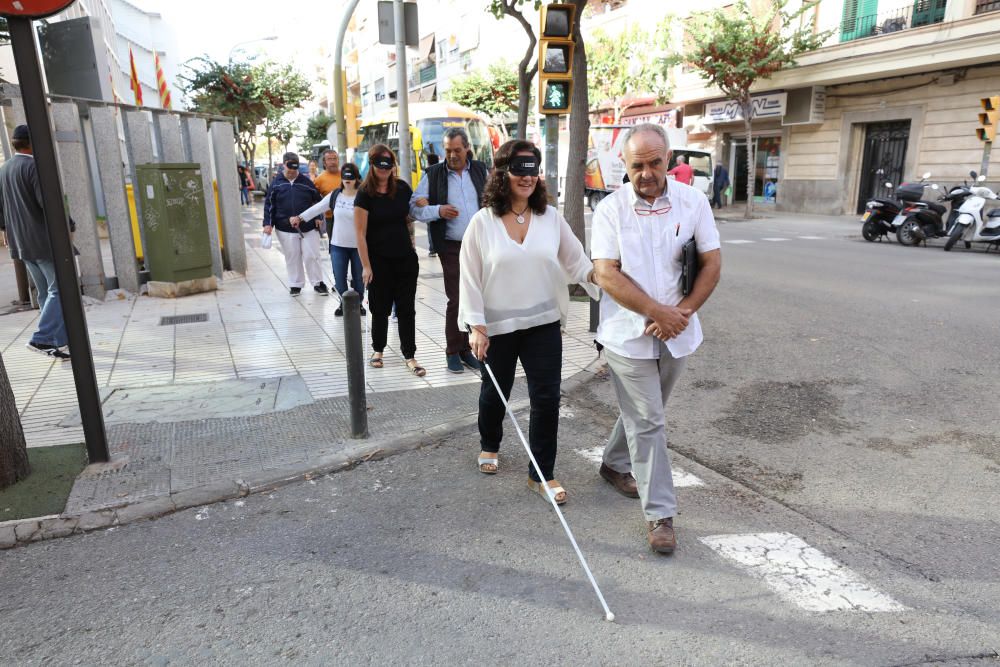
top-left (976, 0), bottom-right (1000, 12)
top-left (839, 0), bottom-right (946, 42)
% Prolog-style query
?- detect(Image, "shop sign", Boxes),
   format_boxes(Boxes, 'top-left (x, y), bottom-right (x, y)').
top-left (704, 92), bottom-right (787, 123)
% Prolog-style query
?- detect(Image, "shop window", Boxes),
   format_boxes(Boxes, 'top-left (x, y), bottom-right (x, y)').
top-left (975, 0), bottom-right (1000, 13)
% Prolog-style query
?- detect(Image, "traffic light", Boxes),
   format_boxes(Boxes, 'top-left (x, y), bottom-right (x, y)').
top-left (538, 3), bottom-right (576, 115)
top-left (976, 96), bottom-right (999, 142)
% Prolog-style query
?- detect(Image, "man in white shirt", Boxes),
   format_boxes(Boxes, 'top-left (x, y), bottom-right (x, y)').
top-left (591, 123), bottom-right (722, 554)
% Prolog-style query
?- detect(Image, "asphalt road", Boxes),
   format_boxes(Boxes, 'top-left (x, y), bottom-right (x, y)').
top-left (2, 213), bottom-right (999, 666)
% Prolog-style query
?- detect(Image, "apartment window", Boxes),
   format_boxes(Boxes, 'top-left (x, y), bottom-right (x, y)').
top-left (975, 0), bottom-right (1000, 13)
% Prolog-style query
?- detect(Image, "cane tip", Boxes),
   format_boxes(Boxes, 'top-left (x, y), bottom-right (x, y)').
top-left (605, 611), bottom-right (615, 623)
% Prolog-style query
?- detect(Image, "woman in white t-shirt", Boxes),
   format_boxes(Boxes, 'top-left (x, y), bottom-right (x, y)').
top-left (459, 140), bottom-right (597, 505)
top-left (294, 163), bottom-right (365, 316)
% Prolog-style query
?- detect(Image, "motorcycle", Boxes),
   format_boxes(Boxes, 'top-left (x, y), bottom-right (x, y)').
top-left (890, 174), bottom-right (948, 246)
top-left (943, 172), bottom-right (1000, 252)
top-left (860, 180), bottom-right (903, 242)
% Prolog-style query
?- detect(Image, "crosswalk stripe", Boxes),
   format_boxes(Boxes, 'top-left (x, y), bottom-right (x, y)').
top-left (761, 237), bottom-right (790, 242)
top-left (700, 532), bottom-right (907, 612)
top-left (724, 240), bottom-right (754, 244)
top-left (797, 235), bottom-right (826, 240)
top-left (576, 446), bottom-right (705, 487)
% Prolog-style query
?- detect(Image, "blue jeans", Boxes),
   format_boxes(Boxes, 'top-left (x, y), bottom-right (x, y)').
top-left (330, 244), bottom-right (363, 298)
top-left (23, 259), bottom-right (68, 347)
top-left (240, 186), bottom-right (250, 205)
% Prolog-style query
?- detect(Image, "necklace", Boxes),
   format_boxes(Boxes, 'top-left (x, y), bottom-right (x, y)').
top-left (513, 204), bottom-right (530, 225)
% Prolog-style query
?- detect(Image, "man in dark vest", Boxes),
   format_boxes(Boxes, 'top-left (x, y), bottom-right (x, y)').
top-left (410, 127), bottom-right (487, 373)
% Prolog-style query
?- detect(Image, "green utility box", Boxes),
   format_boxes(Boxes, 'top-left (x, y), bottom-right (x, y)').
top-left (135, 163), bottom-right (214, 283)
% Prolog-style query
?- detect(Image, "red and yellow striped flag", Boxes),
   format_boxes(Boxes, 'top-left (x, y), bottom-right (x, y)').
top-left (128, 47), bottom-right (144, 106)
top-left (154, 51), bottom-right (172, 109)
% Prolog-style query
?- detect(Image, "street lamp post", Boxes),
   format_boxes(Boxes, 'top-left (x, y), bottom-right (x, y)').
top-left (227, 35), bottom-right (278, 63)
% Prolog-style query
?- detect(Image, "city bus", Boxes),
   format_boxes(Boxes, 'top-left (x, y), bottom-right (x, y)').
top-left (356, 102), bottom-right (495, 184)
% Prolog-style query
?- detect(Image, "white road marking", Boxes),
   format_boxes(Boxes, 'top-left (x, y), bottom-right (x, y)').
top-left (761, 237), bottom-right (790, 242)
top-left (576, 446), bottom-right (705, 487)
top-left (797, 235), bottom-right (826, 240)
top-left (724, 239), bottom-right (754, 244)
top-left (700, 532), bottom-right (907, 612)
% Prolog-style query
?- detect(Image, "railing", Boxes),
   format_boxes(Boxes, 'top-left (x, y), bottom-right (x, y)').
top-left (975, 0), bottom-right (1000, 13)
top-left (839, 0), bottom-right (946, 42)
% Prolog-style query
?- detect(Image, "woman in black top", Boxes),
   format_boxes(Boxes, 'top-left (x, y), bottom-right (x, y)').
top-left (355, 144), bottom-right (426, 376)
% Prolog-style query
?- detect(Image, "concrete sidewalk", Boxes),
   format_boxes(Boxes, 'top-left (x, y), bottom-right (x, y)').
top-left (0, 203), bottom-right (599, 545)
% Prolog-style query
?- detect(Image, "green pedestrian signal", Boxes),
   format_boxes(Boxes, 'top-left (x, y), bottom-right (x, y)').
top-left (538, 3), bottom-right (576, 115)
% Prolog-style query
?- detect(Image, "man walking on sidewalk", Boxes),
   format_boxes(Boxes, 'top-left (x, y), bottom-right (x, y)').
top-left (667, 154), bottom-right (694, 186)
top-left (591, 124), bottom-right (721, 554)
top-left (312, 149), bottom-right (341, 234)
top-left (263, 152), bottom-right (330, 297)
top-left (0, 125), bottom-right (70, 360)
top-left (410, 128), bottom-right (486, 373)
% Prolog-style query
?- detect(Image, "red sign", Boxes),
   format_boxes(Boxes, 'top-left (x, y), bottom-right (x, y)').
top-left (0, 0), bottom-right (75, 19)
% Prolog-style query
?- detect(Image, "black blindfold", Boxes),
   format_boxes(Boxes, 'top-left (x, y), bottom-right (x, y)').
top-left (372, 156), bottom-right (394, 170)
top-left (508, 155), bottom-right (539, 177)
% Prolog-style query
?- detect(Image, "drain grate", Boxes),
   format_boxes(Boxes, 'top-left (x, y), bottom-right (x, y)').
top-left (160, 313), bottom-right (208, 326)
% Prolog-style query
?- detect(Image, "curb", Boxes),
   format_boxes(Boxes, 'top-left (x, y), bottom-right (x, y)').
top-left (0, 358), bottom-right (607, 550)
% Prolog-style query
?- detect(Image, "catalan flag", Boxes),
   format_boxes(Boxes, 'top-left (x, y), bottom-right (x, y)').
top-left (154, 51), bottom-right (172, 109)
top-left (128, 47), bottom-right (143, 106)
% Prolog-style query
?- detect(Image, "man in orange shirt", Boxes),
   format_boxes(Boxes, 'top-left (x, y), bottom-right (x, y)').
top-left (312, 149), bottom-right (342, 233)
top-left (667, 154), bottom-right (694, 186)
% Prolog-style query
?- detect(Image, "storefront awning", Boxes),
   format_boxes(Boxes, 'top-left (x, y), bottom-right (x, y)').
top-left (418, 33), bottom-right (435, 62)
top-left (408, 84), bottom-right (436, 103)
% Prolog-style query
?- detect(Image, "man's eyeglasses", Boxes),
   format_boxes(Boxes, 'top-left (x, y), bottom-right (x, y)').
top-left (634, 204), bottom-right (672, 216)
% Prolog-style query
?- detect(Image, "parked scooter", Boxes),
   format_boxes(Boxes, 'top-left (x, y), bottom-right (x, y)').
top-left (943, 171), bottom-right (1000, 252)
top-left (891, 174), bottom-right (948, 246)
top-left (860, 180), bottom-right (903, 242)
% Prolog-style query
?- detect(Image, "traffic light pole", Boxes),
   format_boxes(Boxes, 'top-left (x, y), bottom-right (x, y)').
top-left (980, 142), bottom-right (991, 179)
top-left (393, 0), bottom-right (412, 185)
top-left (8, 17), bottom-right (109, 463)
top-left (545, 116), bottom-right (559, 205)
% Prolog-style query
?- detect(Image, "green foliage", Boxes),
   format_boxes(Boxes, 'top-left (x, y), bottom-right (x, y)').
top-left (300, 112), bottom-right (334, 155)
top-left (445, 62), bottom-right (520, 117)
top-left (179, 56), bottom-right (311, 165)
top-left (679, 0), bottom-right (829, 104)
top-left (588, 18), bottom-right (674, 122)
top-left (488, 0), bottom-right (543, 20)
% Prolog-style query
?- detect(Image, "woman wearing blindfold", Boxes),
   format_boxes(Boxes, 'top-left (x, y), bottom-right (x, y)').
top-left (355, 144), bottom-right (426, 377)
top-left (458, 140), bottom-right (598, 505)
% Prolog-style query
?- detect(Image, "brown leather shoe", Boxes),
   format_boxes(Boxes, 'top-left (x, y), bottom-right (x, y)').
top-left (599, 463), bottom-right (639, 498)
top-left (647, 517), bottom-right (676, 554)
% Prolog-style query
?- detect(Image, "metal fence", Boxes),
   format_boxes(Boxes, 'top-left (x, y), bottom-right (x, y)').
top-left (839, 0), bottom-right (947, 42)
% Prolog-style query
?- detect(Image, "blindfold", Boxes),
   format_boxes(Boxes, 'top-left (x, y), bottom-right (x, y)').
top-left (507, 155), bottom-right (539, 177)
top-left (371, 156), bottom-right (394, 170)
top-left (284, 161), bottom-right (300, 170)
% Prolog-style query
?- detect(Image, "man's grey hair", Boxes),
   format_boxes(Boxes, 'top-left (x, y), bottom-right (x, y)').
top-left (443, 127), bottom-right (470, 146)
top-left (321, 148), bottom-right (339, 159)
top-left (622, 123), bottom-right (670, 154)
top-left (675, 154), bottom-right (686, 163)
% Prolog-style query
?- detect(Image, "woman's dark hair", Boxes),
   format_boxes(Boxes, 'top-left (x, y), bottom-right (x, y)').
top-left (482, 140), bottom-right (548, 217)
top-left (361, 143), bottom-right (398, 199)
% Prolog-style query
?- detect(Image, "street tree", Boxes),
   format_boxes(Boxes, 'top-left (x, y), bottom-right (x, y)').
top-left (488, 0), bottom-right (542, 139)
top-left (0, 353), bottom-right (30, 490)
top-left (588, 20), bottom-right (674, 123)
top-left (299, 111), bottom-right (334, 156)
top-left (180, 57), bottom-right (311, 167)
top-left (562, 0), bottom-right (589, 248)
top-left (445, 62), bottom-right (520, 118)
top-left (678, 0), bottom-right (828, 217)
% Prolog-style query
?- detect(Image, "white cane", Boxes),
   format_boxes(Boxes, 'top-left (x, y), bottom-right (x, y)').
top-left (483, 362), bottom-right (616, 622)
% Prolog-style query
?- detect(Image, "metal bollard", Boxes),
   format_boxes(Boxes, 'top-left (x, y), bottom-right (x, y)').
top-left (589, 295), bottom-right (599, 333)
top-left (342, 289), bottom-right (368, 438)
top-left (13, 258), bottom-right (31, 305)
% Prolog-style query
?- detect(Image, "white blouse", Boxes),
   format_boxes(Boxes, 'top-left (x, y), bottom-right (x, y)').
top-left (459, 205), bottom-right (598, 337)
top-left (298, 190), bottom-right (359, 248)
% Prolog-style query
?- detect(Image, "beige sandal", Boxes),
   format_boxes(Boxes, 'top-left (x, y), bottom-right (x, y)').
top-left (406, 359), bottom-right (426, 377)
top-left (528, 478), bottom-right (567, 505)
top-left (477, 452), bottom-right (498, 474)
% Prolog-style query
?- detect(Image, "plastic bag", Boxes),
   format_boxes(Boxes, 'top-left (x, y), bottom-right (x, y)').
top-left (260, 232), bottom-right (273, 249)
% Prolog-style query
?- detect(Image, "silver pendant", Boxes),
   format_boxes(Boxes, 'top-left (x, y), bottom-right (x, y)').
top-left (515, 214), bottom-right (526, 224)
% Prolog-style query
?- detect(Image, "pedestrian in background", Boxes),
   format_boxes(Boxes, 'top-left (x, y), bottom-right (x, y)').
top-left (238, 165), bottom-right (251, 206)
top-left (712, 163), bottom-right (730, 209)
top-left (308, 160), bottom-right (320, 181)
top-left (313, 149), bottom-right (342, 237)
top-left (591, 124), bottom-right (722, 554)
top-left (667, 154), bottom-right (694, 186)
top-left (293, 163), bottom-right (365, 317)
top-left (410, 127), bottom-right (487, 374)
top-left (0, 124), bottom-right (70, 360)
top-left (459, 139), bottom-right (597, 504)
top-left (262, 152), bottom-right (330, 297)
top-left (355, 144), bottom-right (426, 377)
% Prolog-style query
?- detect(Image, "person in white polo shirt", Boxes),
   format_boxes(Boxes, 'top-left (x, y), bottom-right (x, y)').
top-left (591, 123), bottom-right (722, 554)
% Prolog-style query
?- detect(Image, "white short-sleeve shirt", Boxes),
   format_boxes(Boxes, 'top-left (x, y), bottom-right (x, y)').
top-left (590, 179), bottom-right (721, 360)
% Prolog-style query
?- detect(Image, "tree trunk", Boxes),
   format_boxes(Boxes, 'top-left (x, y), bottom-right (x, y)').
top-left (742, 101), bottom-right (754, 220)
top-left (562, 0), bottom-right (589, 247)
top-left (503, 2), bottom-right (537, 140)
top-left (0, 353), bottom-right (30, 490)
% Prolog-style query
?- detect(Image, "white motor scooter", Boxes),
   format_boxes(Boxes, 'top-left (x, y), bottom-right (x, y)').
top-left (943, 171), bottom-right (1000, 252)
